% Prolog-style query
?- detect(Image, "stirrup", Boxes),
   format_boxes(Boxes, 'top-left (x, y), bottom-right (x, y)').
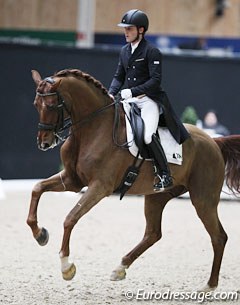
top-left (153, 173), bottom-right (173, 191)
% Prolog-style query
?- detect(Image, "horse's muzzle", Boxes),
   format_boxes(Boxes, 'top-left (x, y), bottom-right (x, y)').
top-left (37, 137), bottom-right (58, 151)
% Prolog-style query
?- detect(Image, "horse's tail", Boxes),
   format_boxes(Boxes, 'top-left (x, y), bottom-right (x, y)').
top-left (214, 135), bottom-right (240, 194)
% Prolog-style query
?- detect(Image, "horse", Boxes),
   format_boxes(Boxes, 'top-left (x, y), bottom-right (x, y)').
top-left (27, 68), bottom-right (240, 291)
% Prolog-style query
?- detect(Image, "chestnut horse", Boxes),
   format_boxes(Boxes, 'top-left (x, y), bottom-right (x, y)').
top-left (27, 69), bottom-right (240, 291)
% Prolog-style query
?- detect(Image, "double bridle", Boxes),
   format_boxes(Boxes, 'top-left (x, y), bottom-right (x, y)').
top-left (37, 81), bottom-right (71, 143)
top-left (36, 77), bottom-right (127, 147)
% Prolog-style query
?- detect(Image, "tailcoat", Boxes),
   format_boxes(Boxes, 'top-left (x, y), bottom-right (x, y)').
top-left (109, 38), bottom-right (189, 144)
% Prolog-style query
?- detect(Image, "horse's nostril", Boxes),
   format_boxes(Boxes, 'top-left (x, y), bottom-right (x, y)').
top-left (38, 142), bottom-right (50, 151)
top-left (42, 143), bottom-right (50, 149)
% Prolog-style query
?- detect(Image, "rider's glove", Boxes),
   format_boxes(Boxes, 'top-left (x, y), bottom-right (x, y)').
top-left (108, 93), bottom-right (114, 99)
top-left (121, 89), bottom-right (132, 100)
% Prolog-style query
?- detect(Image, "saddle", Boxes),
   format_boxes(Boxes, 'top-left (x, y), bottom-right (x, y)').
top-left (128, 102), bottom-right (150, 159)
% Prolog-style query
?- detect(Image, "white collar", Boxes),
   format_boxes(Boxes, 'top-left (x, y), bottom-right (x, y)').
top-left (131, 40), bottom-right (141, 54)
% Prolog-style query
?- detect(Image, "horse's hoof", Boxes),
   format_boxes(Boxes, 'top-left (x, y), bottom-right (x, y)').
top-left (198, 284), bottom-right (217, 293)
top-left (35, 227), bottom-right (49, 246)
top-left (110, 265), bottom-right (127, 281)
top-left (62, 263), bottom-right (76, 281)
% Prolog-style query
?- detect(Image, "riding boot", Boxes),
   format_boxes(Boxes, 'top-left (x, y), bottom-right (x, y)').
top-left (147, 133), bottom-right (173, 191)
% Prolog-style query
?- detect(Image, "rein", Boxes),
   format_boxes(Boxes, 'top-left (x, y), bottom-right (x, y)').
top-left (37, 78), bottom-right (129, 148)
top-left (66, 99), bottom-right (130, 149)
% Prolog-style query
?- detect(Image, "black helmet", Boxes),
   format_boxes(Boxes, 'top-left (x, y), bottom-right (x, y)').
top-left (118, 9), bottom-right (149, 32)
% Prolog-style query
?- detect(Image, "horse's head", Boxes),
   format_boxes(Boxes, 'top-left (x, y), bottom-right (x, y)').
top-left (32, 70), bottom-right (68, 151)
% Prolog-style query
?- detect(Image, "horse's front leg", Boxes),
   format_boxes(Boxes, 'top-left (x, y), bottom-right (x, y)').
top-left (59, 181), bottom-right (110, 281)
top-left (26, 170), bottom-right (82, 246)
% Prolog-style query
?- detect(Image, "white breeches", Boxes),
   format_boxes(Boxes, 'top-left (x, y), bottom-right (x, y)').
top-left (133, 96), bottom-right (160, 144)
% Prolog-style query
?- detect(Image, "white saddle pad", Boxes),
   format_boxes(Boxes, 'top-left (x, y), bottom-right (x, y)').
top-left (122, 99), bottom-right (183, 165)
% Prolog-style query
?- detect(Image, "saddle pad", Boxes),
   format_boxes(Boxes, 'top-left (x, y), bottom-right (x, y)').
top-left (122, 99), bottom-right (183, 165)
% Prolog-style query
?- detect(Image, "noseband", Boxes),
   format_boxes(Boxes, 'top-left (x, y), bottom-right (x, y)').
top-left (36, 77), bottom-right (71, 140)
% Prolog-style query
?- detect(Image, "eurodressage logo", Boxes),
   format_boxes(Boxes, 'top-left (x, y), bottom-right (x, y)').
top-left (122, 289), bottom-right (239, 302)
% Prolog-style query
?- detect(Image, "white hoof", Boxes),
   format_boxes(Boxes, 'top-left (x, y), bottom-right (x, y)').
top-left (60, 255), bottom-right (76, 281)
top-left (62, 263), bottom-right (76, 281)
top-left (198, 284), bottom-right (217, 293)
top-left (110, 265), bottom-right (127, 281)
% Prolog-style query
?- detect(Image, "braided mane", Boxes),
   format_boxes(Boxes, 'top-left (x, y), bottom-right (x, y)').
top-left (54, 69), bottom-right (110, 97)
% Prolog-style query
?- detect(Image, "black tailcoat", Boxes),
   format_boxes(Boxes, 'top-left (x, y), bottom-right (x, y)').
top-left (109, 38), bottom-right (189, 144)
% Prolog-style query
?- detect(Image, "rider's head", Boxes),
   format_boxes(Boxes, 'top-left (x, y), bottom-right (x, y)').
top-left (118, 9), bottom-right (149, 44)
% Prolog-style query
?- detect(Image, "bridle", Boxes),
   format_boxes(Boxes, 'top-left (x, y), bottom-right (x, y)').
top-left (36, 78), bottom-right (129, 148)
top-left (36, 77), bottom-right (71, 142)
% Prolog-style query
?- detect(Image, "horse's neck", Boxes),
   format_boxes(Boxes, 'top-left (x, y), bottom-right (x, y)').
top-left (62, 77), bottom-right (113, 135)
top-left (72, 78), bottom-right (107, 112)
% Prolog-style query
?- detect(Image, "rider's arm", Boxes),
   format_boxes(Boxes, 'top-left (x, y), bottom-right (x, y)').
top-left (109, 51), bottom-right (126, 96)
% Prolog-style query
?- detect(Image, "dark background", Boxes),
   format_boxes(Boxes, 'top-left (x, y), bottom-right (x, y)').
top-left (1, 42), bottom-right (240, 179)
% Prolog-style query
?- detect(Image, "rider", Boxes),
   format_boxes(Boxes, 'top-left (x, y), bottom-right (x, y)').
top-left (109, 9), bottom-right (189, 191)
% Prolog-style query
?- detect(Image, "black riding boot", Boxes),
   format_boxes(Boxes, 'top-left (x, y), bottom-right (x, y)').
top-left (147, 133), bottom-right (173, 191)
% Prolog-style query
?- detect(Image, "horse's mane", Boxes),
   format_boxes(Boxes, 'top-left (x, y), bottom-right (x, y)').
top-left (54, 69), bottom-right (110, 97)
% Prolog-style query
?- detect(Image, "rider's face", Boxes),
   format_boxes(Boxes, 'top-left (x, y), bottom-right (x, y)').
top-left (124, 26), bottom-right (143, 44)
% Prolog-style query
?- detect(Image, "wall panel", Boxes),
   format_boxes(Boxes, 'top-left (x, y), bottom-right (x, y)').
top-left (1, 0), bottom-right (240, 37)
top-left (0, 0), bottom-right (78, 30)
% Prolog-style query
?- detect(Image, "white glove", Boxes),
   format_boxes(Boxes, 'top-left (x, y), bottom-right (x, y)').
top-left (121, 89), bottom-right (132, 100)
top-left (108, 93), bottom-right (114, 100)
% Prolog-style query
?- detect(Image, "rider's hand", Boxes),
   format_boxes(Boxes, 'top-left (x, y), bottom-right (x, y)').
top-left (108, 93), bottom-right (114, 99)
top-left (121, 89), bottom-right (132, 100)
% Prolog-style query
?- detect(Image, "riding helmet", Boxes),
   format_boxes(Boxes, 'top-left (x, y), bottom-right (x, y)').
top-left (118, 9), bottom-right (149, 32)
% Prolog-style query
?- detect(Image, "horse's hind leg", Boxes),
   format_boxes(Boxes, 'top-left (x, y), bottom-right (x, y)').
top-left (111, 192), bottom-right (172, 281)
top-left (191, 193), bottom-right (228, 291)
top-left (26, 170), bottom-right (82, 245)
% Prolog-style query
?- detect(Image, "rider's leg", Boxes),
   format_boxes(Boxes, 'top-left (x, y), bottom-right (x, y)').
top-left (135, 96), bottom-right (172, 190)
top-left (148, 134), bottom-right (173, 190)
top-left (134, 96), bottom-right (160, 144)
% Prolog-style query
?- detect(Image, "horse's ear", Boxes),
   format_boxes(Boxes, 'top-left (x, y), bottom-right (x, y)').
top-left (32, 70), bottom-right (42, 85)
